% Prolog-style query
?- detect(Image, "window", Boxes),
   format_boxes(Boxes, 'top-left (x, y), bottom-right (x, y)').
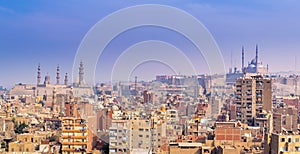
top-left (288, 138), bottom-right (292, 143)
top-left (281, 138), bottom-right (285, 142)
top-left (110, 142), bottom-right (116, 146)
top-left (296, 138), bottom-right (299, 142)
top-left (109, 148), bottom-right (116, 153)
top-left (11, 148), bottom-right (14, 152)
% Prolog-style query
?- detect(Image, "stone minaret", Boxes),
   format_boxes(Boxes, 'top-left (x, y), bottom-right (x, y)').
top-left (255, 44), bottom-right (258, 72)
top-left (64, 73), bottom-right (68, 85)
top-left (56, 65), bottom-right (60, 84)
top-left (79, 61), bottom-right (84, 86)
top-left (69, 87), bottom-right (74, 103)
top-left (37, 64), bottom-right (41, 85)
top-left (242, 46), bottom-right (245, 73)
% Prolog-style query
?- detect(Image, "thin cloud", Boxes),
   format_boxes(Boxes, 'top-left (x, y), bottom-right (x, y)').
top-left (0, 5), bottom-right (14, 14)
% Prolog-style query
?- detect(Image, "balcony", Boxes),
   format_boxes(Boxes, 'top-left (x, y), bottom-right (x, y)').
top-left (63, 123), bottom-right (87, 127)
top-left (62, 129), bottom-right (87, 133)
top-left (61, 142), bottom-right (87, 145)
top-left (62, 148), bottom-right (86, 152)
top-left (61, 136), bottom-right (87, 139)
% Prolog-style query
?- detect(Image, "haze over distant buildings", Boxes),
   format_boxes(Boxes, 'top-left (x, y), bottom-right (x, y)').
top-left (1, 1), bottom-right (300, 87)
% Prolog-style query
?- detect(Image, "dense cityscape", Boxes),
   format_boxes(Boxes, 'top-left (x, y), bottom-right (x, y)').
top-left (0, 45), bottom-right (300, 154)
top-left (1, 1), bottom-right (300, 154)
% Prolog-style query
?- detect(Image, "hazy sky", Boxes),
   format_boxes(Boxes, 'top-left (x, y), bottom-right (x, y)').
top-left (0, 0), bottom-right (300, 87)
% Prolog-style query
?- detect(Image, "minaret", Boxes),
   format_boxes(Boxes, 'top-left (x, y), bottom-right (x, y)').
top-left (255, 44), bottom-right (258, 72)
top-left (242, 46), bottom-right (245, 72)
top-left (69, 87), bottom-right (74, 103)
top-left (37, 64), bottom-right (41, 85)
top-left (79, 61), bottom-right (84, 86)
top-left (56, 65), bottom-right (60, 84)
top-left (64, 73), bottom-right (68, 85)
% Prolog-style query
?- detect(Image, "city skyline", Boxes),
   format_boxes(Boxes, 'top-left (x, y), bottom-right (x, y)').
top-left (1, 1), bottom-right (300, 87)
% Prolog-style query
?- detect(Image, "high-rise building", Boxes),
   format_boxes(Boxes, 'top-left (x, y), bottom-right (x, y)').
top-left (235, 74), bottom-right (272, 125)
top-left (61, 117), bottom-right (89, 153)
top-left (131, 118), bottom-right (152, 150)
top-left (60, 90), bottom-right (92, 154)
top-left (109, 120), bottom-right (132, 154)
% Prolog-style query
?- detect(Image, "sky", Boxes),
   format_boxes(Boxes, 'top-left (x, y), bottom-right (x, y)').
top-left (0, 0), bottom-right (300, 87)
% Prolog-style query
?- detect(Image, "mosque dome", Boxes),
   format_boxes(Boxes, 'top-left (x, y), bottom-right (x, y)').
top-left (250, 58), bottom-right (257, 65)
top-left (248, 64), bottom-right (256, 68)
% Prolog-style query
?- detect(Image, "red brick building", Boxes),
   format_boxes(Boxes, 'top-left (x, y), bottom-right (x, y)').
top-left (214, 122), bottom-right (241, 141)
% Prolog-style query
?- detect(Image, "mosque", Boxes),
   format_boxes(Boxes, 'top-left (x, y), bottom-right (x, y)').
top-left (8, 62), bottom-right (94, 113)
top-left (243, 45), bottom-right (269, 74)
top-left (226, 45), bottom-right (269, 85)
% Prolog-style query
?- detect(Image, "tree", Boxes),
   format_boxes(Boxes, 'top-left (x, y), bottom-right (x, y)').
top-left (38, 100), bottom-right (45, 107)
top-left (1, 142), bottom-right (5, 148)
top-left (14, 122), bottom-right (28, 134)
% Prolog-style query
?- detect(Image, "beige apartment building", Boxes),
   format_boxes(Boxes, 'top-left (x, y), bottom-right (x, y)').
top-left (268, 133), bottom-right (300, 154)
top-left (109, 119), bottom-right (132, 154)
top-left (235, 74), bottom-right (272, 125)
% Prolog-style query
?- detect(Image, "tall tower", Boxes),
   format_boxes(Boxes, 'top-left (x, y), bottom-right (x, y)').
top-left (135, 76), bottom-right (137, 91)
top-left (79, 61), bottom-right (84, 86)
top-left (37, 64), bottom-right (41, 85)
top-left (56, 65), bottom-right (60, 84)
top-left (242, 46), bottom-right (245, 73)
top-left (69, 87), bottom-right (74, 103)
top-left (235, 74), bottom-right (272, 126)
top-left (64, 73), bottom-right (68, 85)
top-left (255, 44), bottom-right (258, 72)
